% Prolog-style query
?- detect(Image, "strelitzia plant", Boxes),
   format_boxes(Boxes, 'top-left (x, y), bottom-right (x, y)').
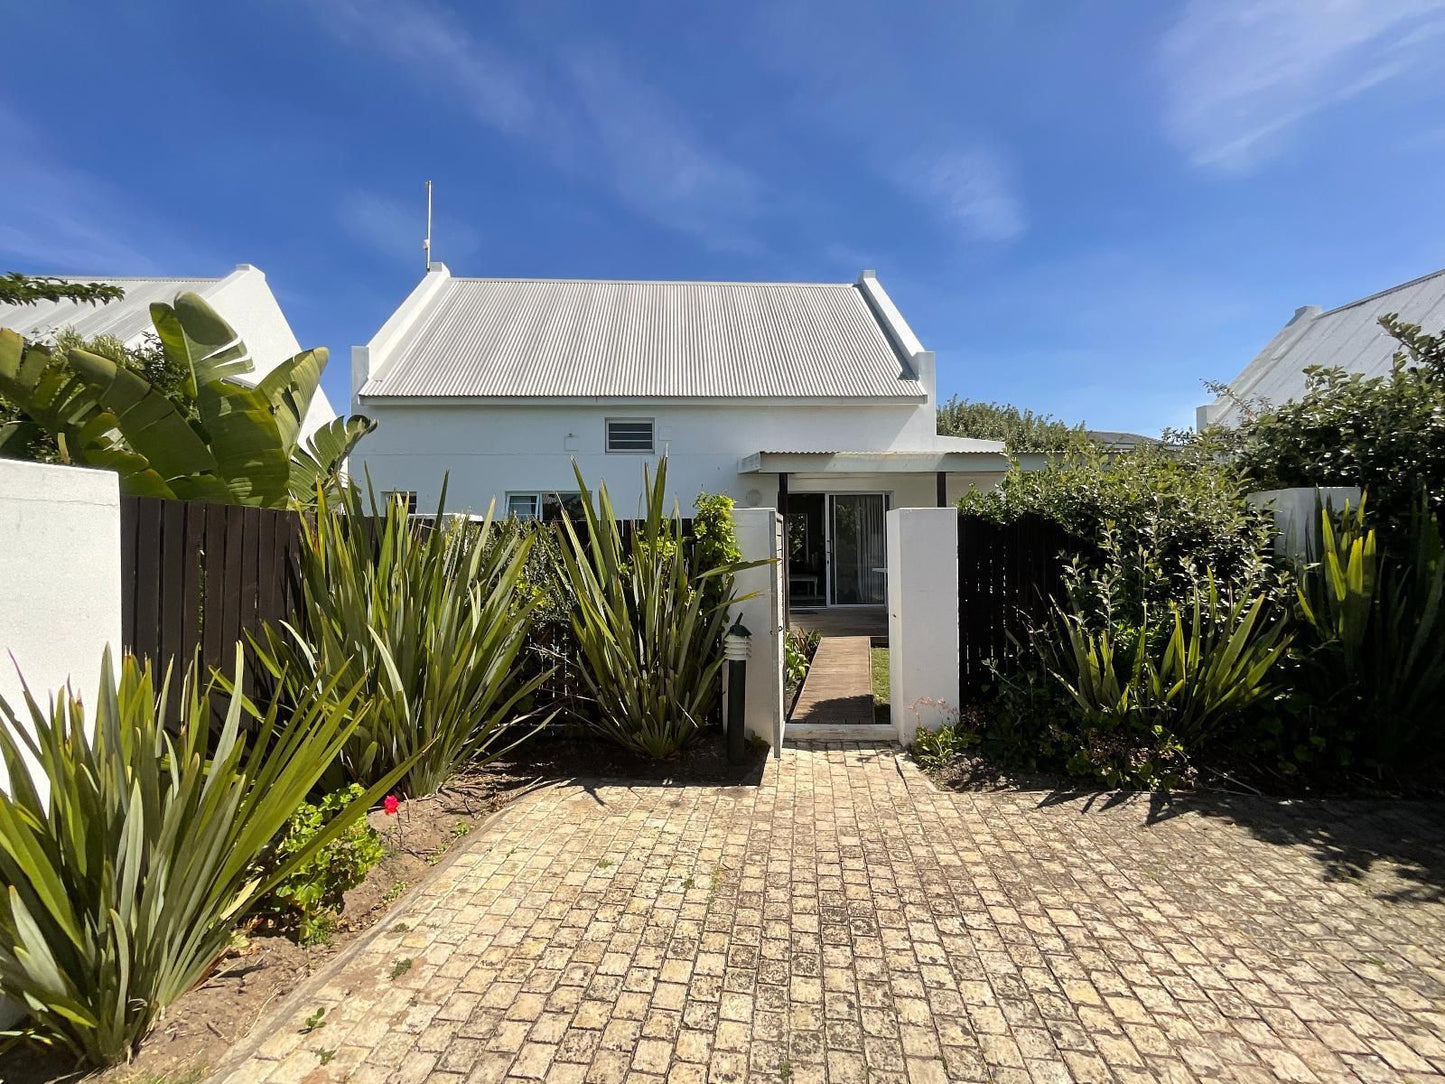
top-left (0, 648), bottom-right (408, 1067)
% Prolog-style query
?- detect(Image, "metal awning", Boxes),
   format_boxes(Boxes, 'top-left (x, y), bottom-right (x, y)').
top-left (738, 450), bottom-right (1028, 474)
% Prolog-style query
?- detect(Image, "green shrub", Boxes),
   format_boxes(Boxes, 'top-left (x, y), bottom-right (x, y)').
top-left (557, 460), bottom-right (757, 757)
top-left (1287, 499), bottom-right (1445, 775)
top-left (1232, 315), bottom-right (1445, 535)
top-left (784, 627), bottom-right (820, 695)
top-left (251, 483), bottom-right (550, 798)
top-left (961, 445), bottom-right (1279, 624)
top-left (936, 395), bottom-right (1093, 453)
top-left (0, 649), bottom-right (402, 1067)
top-left (910, 718), bottom-right (979, 771)
top-left (257, 785), bottom-right (386, 944)
top-left (1042, 579), bottom-right (1292, 788)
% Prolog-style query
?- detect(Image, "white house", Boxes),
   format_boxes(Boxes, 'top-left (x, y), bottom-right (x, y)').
top-left (352, 264), bottom-right (1020, 608)
top-left (1198, 266), bottom-right (1445, 428)
top-left (0, 263), bottom-right (337, 440)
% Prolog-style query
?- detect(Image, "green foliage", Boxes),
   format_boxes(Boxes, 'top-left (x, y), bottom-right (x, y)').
top-left (0, 293), bottom-right (373, 509)
top-left (0, 272), bottom-right (124, 308)
top-left (936, 395), bottom-right (1093, 453)
top-left (1232, 314), bottom-right (1445, 532)
top-left (257, 785), bottom-right (386, 944)
top-left (910, 718), bottom-right (979, 771)
top-left (784, 627), bottom-right (819, 694)
top-left (1288, 499), bottom-right (1445, 774)
top-left (0, 648), bottom-right (406, 1067)
top-left (693, 490), bottom-right (743, 612)
top-left (1042, 580), bottom-right (1292, 787)
top-left (962, 445), bottom-right (1279, 624)
top-left (250, 483), bottom-right (550, 797)
top-left (556, 460), bottom-right (757, 757)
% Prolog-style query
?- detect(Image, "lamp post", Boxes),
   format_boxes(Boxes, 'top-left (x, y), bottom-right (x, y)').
top-left (723, 616), bottom-right (751, 764)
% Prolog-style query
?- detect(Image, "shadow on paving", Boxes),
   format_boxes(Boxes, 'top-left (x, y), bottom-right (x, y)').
top-left (1029, 787), bottom-right (1445, 905)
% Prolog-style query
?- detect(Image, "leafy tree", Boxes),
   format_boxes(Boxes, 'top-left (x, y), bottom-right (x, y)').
top-left (936, 395), bottom-right (1093, 453)
top-left (0, 292), bottom-right (373, 508)
top-left (0, 271), bottom-right (125, 308)
top-left (1229, 313), bottom-right (1445, 532)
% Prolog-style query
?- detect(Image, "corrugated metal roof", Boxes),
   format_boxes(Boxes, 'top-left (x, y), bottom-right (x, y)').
top-left (0, 276), bottom-right (223, 345)
top-left (362, 277), bottom-right (925, 399)
top-left (1211, 267), bottom-right (1445, 425)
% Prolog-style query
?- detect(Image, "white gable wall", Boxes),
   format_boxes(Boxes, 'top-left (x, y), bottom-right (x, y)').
top-left (352, 398), bottom-right (952, 516)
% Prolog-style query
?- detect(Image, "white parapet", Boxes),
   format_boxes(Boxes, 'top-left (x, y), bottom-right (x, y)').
top-left (729, 508), bottom-right (785, 755)
top-left (0, 460), bottom-right (123, 795)
top-left (887, 507), bottom-right (960, 746)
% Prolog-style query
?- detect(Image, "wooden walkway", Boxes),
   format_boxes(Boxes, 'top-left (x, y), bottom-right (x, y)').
top-left (789, 634), bottom-right (878, 726)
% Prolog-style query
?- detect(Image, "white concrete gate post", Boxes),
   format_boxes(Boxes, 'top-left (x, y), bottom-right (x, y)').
top-left (887, 507), bottom-right (960, 746)
top-left (728, 508), bottom-right (785, 756)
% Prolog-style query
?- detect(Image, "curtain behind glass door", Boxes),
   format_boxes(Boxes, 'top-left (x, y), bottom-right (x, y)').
top-left (829, 494), bottom-right (887, 604)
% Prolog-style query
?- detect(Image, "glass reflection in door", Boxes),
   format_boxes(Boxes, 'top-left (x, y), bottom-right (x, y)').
top-left (828, 494), bottom-right (888, 605)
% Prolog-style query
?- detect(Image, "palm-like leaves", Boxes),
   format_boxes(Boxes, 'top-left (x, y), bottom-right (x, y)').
top-left (0, 649), bottom-right (411, 1067)
top-left (556, 460), bottom-right (759, 757)
top-left (249, 483), bottom-right (548, 797)
top-left (0, 293), bottom-right (371, 508)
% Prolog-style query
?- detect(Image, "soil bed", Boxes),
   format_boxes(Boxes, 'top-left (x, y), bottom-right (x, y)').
top-left (0, 726), bottom-right (761, 1084)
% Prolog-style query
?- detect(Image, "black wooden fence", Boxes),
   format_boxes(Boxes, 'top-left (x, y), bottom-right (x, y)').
top-left (119, 497), bottom-right (304, 680)
top-left (957, 513), bottom-right (1078, 693)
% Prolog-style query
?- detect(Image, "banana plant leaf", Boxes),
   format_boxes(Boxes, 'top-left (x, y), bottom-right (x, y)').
top-left (257, 347), bottom-right (325, 456)
top-left (149, 292), bottom-right (254, 397)
top-left (287, 414), bottom-right (377, 507)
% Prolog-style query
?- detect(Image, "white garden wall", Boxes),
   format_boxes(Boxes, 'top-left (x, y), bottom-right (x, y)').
top-left (729, 508), bottom-right (785, 754)
top-left (0, 460), bottom-right (123, 793)
top-left (1247, 486), bottom-right (1363, 559)
top-left (886, 508), bottom-right (960, 745)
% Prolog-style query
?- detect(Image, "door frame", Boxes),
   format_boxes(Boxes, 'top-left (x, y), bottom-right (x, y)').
top-left (824, 491), bottom-right (891, 607)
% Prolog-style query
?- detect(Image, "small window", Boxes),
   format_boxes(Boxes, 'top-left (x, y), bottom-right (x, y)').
top-left (506, 493), bottom-right (540, 519)
top-left (505, 491), bottom-right (584, 522)
top-left (382, 490), bottom-right (417, 515)
top-left (606, 418), bottom-right (654, 453)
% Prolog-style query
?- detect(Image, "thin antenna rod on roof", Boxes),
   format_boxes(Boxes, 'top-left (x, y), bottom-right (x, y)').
top-left (423, 180), bottom-right (433, 270)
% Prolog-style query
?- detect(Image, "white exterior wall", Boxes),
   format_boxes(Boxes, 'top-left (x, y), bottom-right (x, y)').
top-left (353, 400), bottom-right (950, 515)
top-left (0, 461), bottom-right (123, 795)
top-left (1246, 486), bottom-right (1362, 559)
top-left (887, 508), bottom-right (960, 746)
top-left (729, 509), bottom-right (785, 752)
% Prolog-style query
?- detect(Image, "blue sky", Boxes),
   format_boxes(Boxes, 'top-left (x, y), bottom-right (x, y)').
top-left (6, 1), bottom-right (1445, 433)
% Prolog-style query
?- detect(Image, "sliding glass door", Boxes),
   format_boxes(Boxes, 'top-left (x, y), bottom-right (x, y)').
top-left (828, 493), bottom-right (888, 605)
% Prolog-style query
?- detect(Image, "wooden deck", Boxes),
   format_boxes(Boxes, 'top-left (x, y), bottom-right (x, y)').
top-left (789, 634), bottom-right (884, 727)
top-left (789, 605), bottom-right (888, 639)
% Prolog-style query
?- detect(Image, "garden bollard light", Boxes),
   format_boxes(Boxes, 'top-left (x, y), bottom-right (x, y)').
top-left (723, 616), bottom-right (751, 765)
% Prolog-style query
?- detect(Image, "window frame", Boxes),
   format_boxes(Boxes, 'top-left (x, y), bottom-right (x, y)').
top-left (605, 417), bottom-right (656, 454)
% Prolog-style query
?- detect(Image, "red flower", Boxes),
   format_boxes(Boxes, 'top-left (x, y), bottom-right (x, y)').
top-left (383, 795), bottom-right (400, 815)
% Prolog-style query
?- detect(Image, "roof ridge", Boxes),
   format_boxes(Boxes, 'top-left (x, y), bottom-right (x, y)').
top-left (1319, 266), bottom-right (1445, 317)
top-left (445, 276), bottom-right (855, 288)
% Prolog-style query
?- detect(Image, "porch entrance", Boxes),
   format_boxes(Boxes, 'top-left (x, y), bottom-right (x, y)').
top-left (785, 492), bottom-right (889, 608)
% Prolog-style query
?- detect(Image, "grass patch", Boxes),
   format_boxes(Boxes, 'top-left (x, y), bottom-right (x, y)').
top-left (871, 646), bottom-right (890, 723)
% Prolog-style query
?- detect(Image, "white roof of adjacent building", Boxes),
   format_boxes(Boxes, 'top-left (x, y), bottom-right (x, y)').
top-left (0, 275), bottom-right (228, 344)
top-left (1201, 267), bottom-right (1445, 427)
top-left (358, 267), bottom-right (929, 400)
top-left (0, 264), bottom-right (337, 438)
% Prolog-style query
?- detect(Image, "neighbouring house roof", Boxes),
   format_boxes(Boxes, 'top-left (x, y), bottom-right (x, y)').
top-left (1200, 266), bottom-right (1445, 427)
top-left (1086, 429), bottom-right (1158, 452)
top-left (0, 264), bottom-right (337, 438)
top-left (0, 276), bottom-right (227, 344)
top-left (358, 268), bottom-right (929, 400)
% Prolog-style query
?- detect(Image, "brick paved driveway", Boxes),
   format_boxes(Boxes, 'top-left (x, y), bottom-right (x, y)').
top-left (215, 744), bottom-right (1445, 1083)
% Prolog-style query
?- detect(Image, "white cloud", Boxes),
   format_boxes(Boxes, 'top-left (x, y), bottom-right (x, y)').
top-left (902, 149), bottom-right (1026, 243)
top-left (317, 0), bottom-right (539, 135)
top-left (304, 1), bottom-right (760, 250)
top-left (1160, 0), bottom-right (1445, 171)
top-left (561, 45), bottom-right (760, 251)
top-left (337, 188), bottom-right (480, 266)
